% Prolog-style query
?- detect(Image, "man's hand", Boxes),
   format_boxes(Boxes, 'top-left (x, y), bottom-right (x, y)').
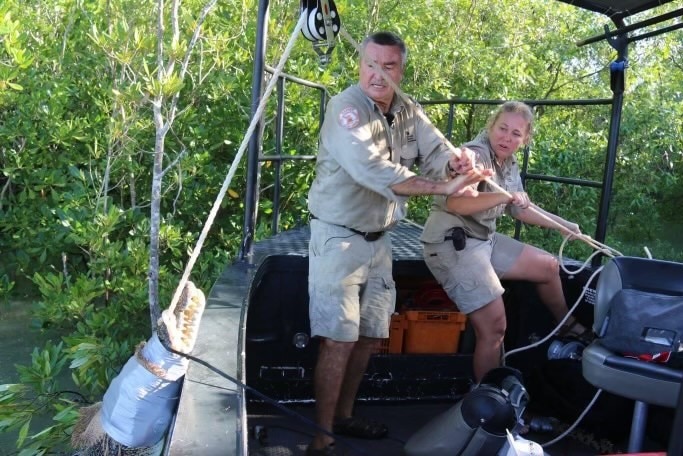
top-left (444, 168), bottom-right (492, 197)
top-left (448, 147), bottom-right (476, 175)
top-left (509, 191), bottom-right (530, 209)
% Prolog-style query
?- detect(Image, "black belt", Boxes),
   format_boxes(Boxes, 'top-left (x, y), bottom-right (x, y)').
top-left (346, 227), bottom-right (385, 242)
top-left (310, 214), bottom-right (385, 242)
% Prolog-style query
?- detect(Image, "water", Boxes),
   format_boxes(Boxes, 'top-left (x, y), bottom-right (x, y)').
top-left (0, 301), bottom-right (40, 384)
top-left (0, 301), bottom-right (70, 454)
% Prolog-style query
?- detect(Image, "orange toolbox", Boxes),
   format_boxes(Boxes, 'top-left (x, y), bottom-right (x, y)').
top-left (384, 310), bottom-right (467, 354)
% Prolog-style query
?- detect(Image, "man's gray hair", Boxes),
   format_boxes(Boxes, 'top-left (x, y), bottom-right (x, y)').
top-left (361, 31), bottom-right (407, 67)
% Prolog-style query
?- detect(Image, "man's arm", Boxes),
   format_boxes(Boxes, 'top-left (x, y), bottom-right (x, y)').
top-left (391, 169), bottom-right (491, 198)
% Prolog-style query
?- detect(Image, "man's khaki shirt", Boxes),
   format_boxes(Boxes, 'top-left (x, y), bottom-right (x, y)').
top-left (308, 84), bottom-right (453, 233)
top-left (420, 132), bottom-right (525, 242)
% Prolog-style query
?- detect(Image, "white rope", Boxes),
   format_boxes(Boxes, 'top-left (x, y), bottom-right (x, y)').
top-left (165, 13), bottom-right (306, 317)
top-left (541, 388), bottom-right (603, 448)
top-left (338, 26), bottom-right (621, 257)
top-left (502, 265), bottom-right (603, 360)
top-left (558, 233), bottom-right (621, 276)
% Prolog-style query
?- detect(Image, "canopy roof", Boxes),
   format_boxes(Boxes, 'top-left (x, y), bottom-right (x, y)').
top-left (558, 0), bottom-right (677, 23)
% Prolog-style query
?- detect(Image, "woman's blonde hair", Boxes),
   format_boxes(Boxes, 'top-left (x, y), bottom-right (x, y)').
top-left (485, 101), bottom-right (534, 144)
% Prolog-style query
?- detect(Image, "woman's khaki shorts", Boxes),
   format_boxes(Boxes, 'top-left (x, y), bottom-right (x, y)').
top-left (422, 233), bottom-right (524, 314)
top-left (308, 219), bottom-right (396, 342)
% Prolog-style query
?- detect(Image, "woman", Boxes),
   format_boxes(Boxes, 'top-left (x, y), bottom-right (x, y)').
top-left (420, 101), bottom-right (589, 382)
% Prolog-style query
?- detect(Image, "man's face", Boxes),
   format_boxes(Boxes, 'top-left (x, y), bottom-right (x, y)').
top-left (359, 42), bottom-right (404, 111)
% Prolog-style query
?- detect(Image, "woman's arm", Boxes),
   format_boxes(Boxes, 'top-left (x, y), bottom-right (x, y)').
top-left (514, 203), bottom-right (581, 237)
top-left (445, 191), bottom-right (511, 215)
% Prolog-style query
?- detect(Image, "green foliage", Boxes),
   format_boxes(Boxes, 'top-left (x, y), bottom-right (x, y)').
top-left (0, 274), bottom-right (15, 304)
top-left (0, 342), bottom-right (76, 453)
top-left (0, 0), bottom-right (251, 451)
top-left (32, 272), bottom-right (103, 326)
top-left (0, 0), bottom-right (682, 452)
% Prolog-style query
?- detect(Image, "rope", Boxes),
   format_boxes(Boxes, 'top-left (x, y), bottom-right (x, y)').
top-left (338, 26), bottom-right (619, 257)
top-left (502, 265), bottom-right (603, 360)
top-left (164, 13), bottom-right (306, 317)
top-left (541, 388), bottom-right (603, 448)
top-left (558, 234), bottom-right (622, 276)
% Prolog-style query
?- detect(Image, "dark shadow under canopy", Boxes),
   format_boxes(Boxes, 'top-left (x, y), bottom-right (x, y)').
top-left (557, 0), bottom-right (677, 24)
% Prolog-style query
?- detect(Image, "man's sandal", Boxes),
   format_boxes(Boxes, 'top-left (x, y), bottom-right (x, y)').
top-left (333, 416), bottom-right (388, 439)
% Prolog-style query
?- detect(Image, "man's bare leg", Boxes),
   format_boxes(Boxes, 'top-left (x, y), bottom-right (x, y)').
top-left (334, 336), bottom-right (381, 419)
top-left (310, 338), bottom-right (355, 450)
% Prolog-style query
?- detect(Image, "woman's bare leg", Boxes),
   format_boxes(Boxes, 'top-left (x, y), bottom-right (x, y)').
top-left (467, 297), bottom-right (507, 382)
top-left (502, 244), bottom-right (586, 331)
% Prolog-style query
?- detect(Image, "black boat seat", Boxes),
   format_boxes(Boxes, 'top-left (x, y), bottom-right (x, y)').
top-left (582, 256), bottom-right (683, 452)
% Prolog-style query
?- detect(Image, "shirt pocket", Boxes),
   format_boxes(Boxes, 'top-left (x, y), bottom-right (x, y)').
top-left (398, 124), bottom-right (418, 167)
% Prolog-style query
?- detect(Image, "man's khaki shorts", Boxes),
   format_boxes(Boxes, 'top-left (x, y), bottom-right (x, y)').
top-left (422, 233), bottom-right (524, 314)
top-left (308, 219), bottom-right (395, 342)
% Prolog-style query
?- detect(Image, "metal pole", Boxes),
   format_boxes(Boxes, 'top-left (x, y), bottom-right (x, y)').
top-left (593, 31), bottom-right (627, 267)
top-left (240, 0), bottom-right (270, 262)
top-left (627, 401), bottom-right (648, 452)
top-left (577, 8), bottom-right (683, 47)
top-left (669, 383), bottom-right (683, 456)
top-left (272, 76), bottom-right (285, 235)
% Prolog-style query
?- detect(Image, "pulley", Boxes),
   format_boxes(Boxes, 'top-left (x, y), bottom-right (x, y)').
top-left (300, 0), bottom-right (341, 65)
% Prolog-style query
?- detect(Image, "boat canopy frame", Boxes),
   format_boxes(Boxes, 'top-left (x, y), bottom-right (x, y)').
top-left (239, 0), bottom-right (682, 265)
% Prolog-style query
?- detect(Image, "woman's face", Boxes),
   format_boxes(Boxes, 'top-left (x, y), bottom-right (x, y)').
top-left (488, 112), bottom-right (529, 161)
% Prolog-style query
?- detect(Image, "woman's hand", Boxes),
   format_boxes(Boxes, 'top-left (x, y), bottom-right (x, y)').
top-left (559, 222), bottom-right (581, 239)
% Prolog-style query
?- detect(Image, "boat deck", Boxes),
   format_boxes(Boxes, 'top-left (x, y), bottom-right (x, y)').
top-left (166, 221), bottom-right (430, 455)
top-left (246, 401), bottom-right (616, 456)
top-left (166, 222), bottom-right (673, 455)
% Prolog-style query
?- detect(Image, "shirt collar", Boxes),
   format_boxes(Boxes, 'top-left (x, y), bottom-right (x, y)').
top-left (355, 84), bottom-right (406, 116)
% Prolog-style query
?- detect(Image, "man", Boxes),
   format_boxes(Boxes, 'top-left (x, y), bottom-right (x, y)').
top-left (306, 31), bottom-right (489, 455)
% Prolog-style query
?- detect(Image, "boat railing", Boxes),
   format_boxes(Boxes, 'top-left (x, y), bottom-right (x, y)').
top-left (254, 74), bottom-right (615, 244)
top-left (260, 66), bottom-right (329, 236)
top-left (419, 98), bottom-right (614, 240)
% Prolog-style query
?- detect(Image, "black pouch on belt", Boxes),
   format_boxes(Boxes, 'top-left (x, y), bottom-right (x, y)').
top-left (448, 227), bottom-right (467, 251)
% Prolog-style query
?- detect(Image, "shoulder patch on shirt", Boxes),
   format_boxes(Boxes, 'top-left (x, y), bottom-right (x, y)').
top-left (338, 106), bottom-right (360, 129)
